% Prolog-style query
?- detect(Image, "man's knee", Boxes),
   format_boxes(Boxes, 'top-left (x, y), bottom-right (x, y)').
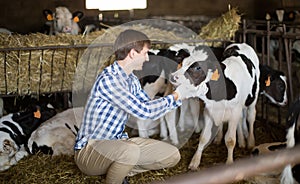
top-left (168, 148), bottom-right (181, 167)
top-left (159, 147), bottom-right (181, 168)
top-left (117, 142), bottom-right (141, 165)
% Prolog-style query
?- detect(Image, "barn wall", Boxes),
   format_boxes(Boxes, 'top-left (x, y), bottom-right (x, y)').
top-left (0, 0), bottom-right (298, 34)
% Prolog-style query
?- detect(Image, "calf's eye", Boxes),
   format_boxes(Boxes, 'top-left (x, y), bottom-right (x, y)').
top-left (195, 66), bottom-right (201, 71)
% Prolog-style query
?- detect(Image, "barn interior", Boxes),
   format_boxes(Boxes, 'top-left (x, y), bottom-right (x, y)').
top-left (0, 0), bottom-right (300, 183)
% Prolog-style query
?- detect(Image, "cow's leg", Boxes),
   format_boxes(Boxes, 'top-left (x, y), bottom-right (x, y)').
top-left (237, 121), bottom-right (246, 148)
top-left (242, 108), bottom-right (249, 139)
top-left (189, 98), bottom-right (201, 133)
top-left (225, 110), bottom-right (240, 164)
top-left (246, 104), bottom-right (256, 149)
top-left (213, 124), bottom-right (223, 145)
top-left (178, 99), bottom-right (189, 132)
top-left (165, 109), bottom-right (179, 145)
top-left (160, 117), bottom-right (168, 141)
top-left (10, 147), bottom-right (29, 167)
top-left (188, 109), bottom-right (213, 170)
top-left (137, 119), bottom-right (149, 138)
top-left (237, 112), bottom-right (246, 149)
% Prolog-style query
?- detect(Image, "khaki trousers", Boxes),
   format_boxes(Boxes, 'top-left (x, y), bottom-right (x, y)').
top-left (74, 137), bottom-right (180, 184)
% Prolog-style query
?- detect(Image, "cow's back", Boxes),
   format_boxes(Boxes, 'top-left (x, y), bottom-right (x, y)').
top-left (222, 43), bottom-right (260, 106)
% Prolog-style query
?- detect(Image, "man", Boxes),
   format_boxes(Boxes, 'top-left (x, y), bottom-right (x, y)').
top-left (74, 29), bottom-right (193, 184)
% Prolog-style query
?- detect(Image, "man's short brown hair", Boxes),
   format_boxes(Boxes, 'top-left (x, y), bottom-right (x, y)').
top-left (113, 29), bottom-right (151, 60)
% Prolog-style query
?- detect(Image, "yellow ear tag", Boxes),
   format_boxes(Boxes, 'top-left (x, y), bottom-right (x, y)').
top-left (47, 14), bottom-right (53, 21)
top-left (211, 69), bottom-right (220, 81)
top-left (265, 75), bottom-right (271, 87)
top-left (34, 109), bottom-right (41, 119)
top-left (177, 63), bottom-right (182, 69)
top-left (73, 16), bottom-right (79, 23)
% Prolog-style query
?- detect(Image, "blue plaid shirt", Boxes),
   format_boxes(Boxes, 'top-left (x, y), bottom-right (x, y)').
top-left (74, 62), bottom-right (181, 150)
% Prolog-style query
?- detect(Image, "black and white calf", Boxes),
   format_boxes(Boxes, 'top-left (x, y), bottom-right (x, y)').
top-left (281, 98), bottom-right (300, 184)
top-left (0, 107), bottom-right (83, 171)
top-left (214, 64), bottom-right (288, 147)
top-left (259, 64), bottom-right (288, 106)
top-left (170, 43), bottom-right (260, 170)
top-left (43, 7), bottom-right (84, 35)
top-left (131, 44), bottom-right (191, 145)
top-left (28, 107), bottom-right (84, 156)
top-left (0, 104), bottom-right (56, 171)
top-left (251, 98), bottom-right (300, 184)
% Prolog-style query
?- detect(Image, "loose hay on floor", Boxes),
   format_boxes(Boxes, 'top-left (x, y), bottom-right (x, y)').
top-left (0, 119), bottom-right (286, 184)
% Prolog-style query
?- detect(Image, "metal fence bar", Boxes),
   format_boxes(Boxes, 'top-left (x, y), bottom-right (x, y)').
top-left (3, 52), bottom-right (7, 95)
top-left (61, 49), bottom-right (68, 91)
top-left (50, 49), bottom-right (55, 92)
top-left (153, 145), bottom-right (300, 184)
top-left (27, 50), bottom-right (32, 94)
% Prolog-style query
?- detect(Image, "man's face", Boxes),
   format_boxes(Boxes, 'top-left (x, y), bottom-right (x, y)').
top-left (133, 45), bottom-right (149, 70)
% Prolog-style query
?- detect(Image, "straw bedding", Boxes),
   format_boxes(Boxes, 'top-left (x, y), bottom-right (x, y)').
top-left (0, 112), bottom-right (286, 184)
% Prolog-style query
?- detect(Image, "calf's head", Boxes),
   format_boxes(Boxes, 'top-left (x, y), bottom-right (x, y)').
top-left (0, 133), bottom-right (18, 171)
top-left (259, 65), bottom-right (288, 106)
top-left (170, 48), bottom-right (220, 98)
top-left (43, 6), bottom-right (83, 35)
top-left (0, 135), bottom-right (18, 158)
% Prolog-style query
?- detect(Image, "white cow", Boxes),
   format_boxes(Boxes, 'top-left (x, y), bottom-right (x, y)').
top-left (43, 7), bottom-right (83, 35)
top-left (170, 43), bottom-right (260, 170)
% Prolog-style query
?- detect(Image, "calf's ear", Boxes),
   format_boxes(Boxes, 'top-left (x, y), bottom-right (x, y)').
top-left (211, 69), bottom-right (220, 81)
top-left (43, 9), bottom-right (53, 21)
top-left (265, 75), bottom-right (271, 87)
top-left (72, 11), bottom-right (84, 22)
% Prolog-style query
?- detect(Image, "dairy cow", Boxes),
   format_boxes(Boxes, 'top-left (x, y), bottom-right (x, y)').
top-left (0, 107), bottom-right (83, 171)
top-left (43, 7), bottom-right (84, 35)
top-left (281, 98), bottom-right (300, 184)
top-left (170, 43), bottom-right (260, 170)
top-left (131, 45), bottom-right (191, 145)
top-left (259, 64), bottom-right (288, 106)
top-left (214, 64), bottom-right (288, 147)
top-left (28, 107), bottom-right (84, 156)
top-left (0, 104), bottom-right (56, 171)
top-left (251, 98), bottom-right (300, 184)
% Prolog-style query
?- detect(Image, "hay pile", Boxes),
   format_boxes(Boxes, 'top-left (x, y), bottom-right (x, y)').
top-left (0, 24), bottom-right (192, 96)
top-left (0, 32), bottom-right (104, 95)
top-left (0, 7), bottom-right (241, 96)
top-left (197, 6), bottom-right (241, 46)
top-left (0, 32), bottom-right (103, 48)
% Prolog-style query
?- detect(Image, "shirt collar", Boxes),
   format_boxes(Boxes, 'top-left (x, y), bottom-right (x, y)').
top-left (113, 61), bottom-right (135, 80)
top-left (113, 61), bottom-right (128, 79)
